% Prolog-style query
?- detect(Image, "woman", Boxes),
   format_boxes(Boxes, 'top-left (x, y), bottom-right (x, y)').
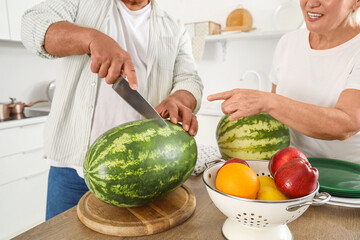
top-left (208, 0), bottom-right (360, 164)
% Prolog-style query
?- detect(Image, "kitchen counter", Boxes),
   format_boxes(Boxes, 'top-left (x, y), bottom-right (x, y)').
top-left (13, 176), bottom-right (360, 240)
top-left (0, 115), bottom-right (47, 130)
top-left (0, 106), bottom-right (49, 130)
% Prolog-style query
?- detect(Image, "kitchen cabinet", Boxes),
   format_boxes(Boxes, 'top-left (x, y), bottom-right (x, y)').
top-left (0, 118), bottom-right (49, 240)
top-left (6, 0), bottom-right (42, 41)
top-left (0, 0), bottom-right (10, 40)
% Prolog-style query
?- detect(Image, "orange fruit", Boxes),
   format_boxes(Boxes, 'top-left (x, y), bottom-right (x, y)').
top-left (216, 163), bottom-right (260, 199)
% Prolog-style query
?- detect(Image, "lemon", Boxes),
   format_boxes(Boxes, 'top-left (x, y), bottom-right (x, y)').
top-left (258, 176), bottom-right (277, 188)
top-left (257, 186), bottom-right (289, 201)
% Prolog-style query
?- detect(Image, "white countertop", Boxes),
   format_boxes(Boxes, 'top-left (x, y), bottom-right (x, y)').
top-left (0, 115), bottom-right (48, 130)
top-left (0, 103), bottom-right (51, 130)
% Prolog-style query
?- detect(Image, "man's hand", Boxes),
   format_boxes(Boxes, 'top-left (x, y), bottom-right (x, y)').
top-left (155, 91), bottom-right (198, 136)
top-left (43, 22), bottom-right (138, 89)
top-left (88, 33), bottom-right (138, 89)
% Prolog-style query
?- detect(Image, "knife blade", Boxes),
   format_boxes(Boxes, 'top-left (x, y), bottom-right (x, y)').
top-left (112, 77), bottom-right (168, 127)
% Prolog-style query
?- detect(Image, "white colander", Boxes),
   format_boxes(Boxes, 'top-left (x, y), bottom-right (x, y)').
top-left (202, 160), bottom-right (331, 240)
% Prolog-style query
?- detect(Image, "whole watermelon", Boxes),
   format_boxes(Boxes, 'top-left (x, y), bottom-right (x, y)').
top-left (216, 113), bottom-right (290, 160)
top-left (84, 119), bottom-right (197, 207)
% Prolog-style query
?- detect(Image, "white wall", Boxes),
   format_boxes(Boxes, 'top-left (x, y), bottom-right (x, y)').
top-left (0, 40), bottom-right (60, 103)
top-left (157, 0), bottom-right (303, 31)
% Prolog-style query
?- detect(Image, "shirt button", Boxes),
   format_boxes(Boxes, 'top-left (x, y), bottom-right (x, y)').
top-left (89, 105), bottom-right (94, 110)
top-left (91, 82), bottom-right (96, 86)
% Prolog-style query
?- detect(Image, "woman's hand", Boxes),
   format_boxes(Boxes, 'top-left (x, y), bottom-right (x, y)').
top-left (88, 33), bottom-right (138, 89)
top-left (156, 91), bottom-right (198, 136)
top-left (207, 89), bottom-right (271, 121)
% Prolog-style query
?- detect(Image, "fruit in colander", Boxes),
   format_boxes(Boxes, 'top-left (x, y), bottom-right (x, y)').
top-left (274, 158), bottom-right (319, 198)
top-left (268, 147), bottom-right (308, 177)
top-left (216, 163), bottom-right (260, 199)
top-left (258, 176), bottom-right (277, 188)
top-left (256, 186), bottom-right (289, 201)
top-left (257, 176), bottom-right (288, 200)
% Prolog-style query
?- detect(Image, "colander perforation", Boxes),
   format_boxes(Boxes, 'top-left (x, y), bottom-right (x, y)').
top-left (235, 212), bottom-right (271, 227)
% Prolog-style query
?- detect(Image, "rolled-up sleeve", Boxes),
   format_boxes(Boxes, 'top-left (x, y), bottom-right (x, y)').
top-left (171, 24), bottom-right (204, 113)
top-left (346, 53), bottom-right (360, 90)
top-left (21, 0), bottom-right (79, 59)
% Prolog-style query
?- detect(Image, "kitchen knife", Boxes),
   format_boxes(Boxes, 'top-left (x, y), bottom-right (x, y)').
top-left (112, 77), bottom-right (168, 127)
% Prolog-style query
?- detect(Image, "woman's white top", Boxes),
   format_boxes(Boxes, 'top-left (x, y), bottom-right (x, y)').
top-left (270, 29), bottom-right (360, 164)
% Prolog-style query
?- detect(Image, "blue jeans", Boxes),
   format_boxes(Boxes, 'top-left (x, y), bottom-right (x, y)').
top-left (46, 166), bottom-right (89, 220)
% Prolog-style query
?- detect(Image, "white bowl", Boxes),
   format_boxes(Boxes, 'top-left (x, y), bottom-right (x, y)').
top-left (202, 160), bottom-right (330, 240)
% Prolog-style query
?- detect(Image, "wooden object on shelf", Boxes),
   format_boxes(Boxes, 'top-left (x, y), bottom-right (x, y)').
top-left (77, 185), bottom-right (196, 237)
top-left (195, 21), bottom-right (221, 35)
top-left (185, 21), bottom-right (221, 37)
top-left (223, 8), bottom-right (253, 32)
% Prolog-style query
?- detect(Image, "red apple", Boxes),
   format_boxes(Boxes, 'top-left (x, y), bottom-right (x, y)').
top-left (268, 147), bottom-right (308, 177)
top-left (217, 158), bottom-right (249, 174)
top-left (274, 158), bottom-right (319, 199)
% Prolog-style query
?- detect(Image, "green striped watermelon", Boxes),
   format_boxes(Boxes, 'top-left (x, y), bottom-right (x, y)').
top-left (84, 119), bottom-right (197, 207)
top-left (216, 113), bottom-right (290, 160)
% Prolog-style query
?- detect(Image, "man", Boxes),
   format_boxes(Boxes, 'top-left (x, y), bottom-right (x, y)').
top-left (21, 0), bottom-right (203, 219)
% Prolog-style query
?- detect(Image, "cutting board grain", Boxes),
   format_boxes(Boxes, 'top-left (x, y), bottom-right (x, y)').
top-left (77, 185), bottom-right (196, 237)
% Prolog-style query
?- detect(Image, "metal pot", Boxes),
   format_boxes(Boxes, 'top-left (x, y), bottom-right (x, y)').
top-left (10, 98), bottom-right (49, 115)
top-left (0, 102), bottom-right (13, 120)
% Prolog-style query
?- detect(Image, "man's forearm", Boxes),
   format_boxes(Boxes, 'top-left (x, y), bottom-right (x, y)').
top-left (44, 21), bottom-right (100, 57)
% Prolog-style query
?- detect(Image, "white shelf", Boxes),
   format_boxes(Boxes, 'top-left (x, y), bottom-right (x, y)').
top-left (204, 30), bottom-right (288, 61)
top-left (205, 30), bottom-right (288, 42)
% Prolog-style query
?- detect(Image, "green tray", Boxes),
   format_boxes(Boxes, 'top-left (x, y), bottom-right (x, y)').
top-left (308, 158), bottom-right (360, 198)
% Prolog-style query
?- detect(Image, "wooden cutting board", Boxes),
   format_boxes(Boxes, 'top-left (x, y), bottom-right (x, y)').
top-left (77, 185), bottom-right (196, 237)
top-left (224, 8), bottom-right (253, 32)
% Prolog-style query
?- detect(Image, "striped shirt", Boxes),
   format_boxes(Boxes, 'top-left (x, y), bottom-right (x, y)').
top-left (21, 0), bottom-right (203, 167)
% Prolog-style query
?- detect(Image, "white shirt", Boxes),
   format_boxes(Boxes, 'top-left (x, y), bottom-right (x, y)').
top-left (90, 0), bottom-right (151, 144)
top-left (270, 29), bottom-right (360, 164)
top-left (51, 0), bottom-right (152, 176)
